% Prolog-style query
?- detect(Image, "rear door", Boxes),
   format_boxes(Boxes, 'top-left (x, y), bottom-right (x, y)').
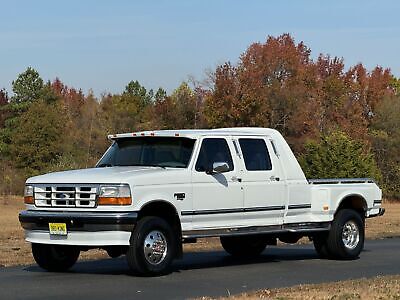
top-left (235, 136), bottom-right (286, 227)
top-left (190, 137), bottom-right (244, 229)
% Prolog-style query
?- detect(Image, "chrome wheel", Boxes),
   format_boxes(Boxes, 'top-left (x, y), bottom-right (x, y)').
top-left (143, 230), bottom-right (168, 265)
top-left (342, 220), bottom-right (360, 250)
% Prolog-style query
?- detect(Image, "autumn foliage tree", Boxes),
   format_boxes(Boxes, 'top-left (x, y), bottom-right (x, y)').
top-left (204, 34), bottom-right (394, 152)
top-left (153, 82), bottom-right (203, 129)
top-left (0, 89), bottom-right (8, 106)
top-left (205, 35), bottom-right (321, 150)
top-left (0, 89), bottom-right (9, 128)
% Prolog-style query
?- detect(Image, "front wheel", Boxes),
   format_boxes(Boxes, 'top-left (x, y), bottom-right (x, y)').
top-left (32, 243), bottom-right (80, 271)
top-left (126, 216), bottom-right (177, 276)
top-left (220, 235), bottom-right (267, 257)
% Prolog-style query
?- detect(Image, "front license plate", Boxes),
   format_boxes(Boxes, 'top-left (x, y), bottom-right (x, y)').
top-left (49, 223), bottom-right (67, 236)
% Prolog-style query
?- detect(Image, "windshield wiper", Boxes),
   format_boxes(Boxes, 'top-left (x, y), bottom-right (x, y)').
top-left (97, 163), bottom-right (113, 168)
top-left (112, 164), bottom-right (167, 169)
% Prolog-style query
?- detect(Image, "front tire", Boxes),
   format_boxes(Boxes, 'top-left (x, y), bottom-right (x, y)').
top-left (32, 243), bottom-right (80, 272)
top-left (126, 216), bottom-right (177, 276)
top-left (220, 235), bottom-right (267, 257)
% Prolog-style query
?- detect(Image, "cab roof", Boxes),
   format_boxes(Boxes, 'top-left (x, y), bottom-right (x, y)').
top-left (107, 127), bottom-right (306, 181)
top-left (108, 127), bottom-right (281, 140)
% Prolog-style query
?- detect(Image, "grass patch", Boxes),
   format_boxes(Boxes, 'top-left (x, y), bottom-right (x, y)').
top-left (204, 275), bottom-right (400, 299)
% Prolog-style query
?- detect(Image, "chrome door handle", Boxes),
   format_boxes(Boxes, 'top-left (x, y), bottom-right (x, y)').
top-left (231, 176), bottom-right (242, 182)
top-left (270, 176), bottom-right (280, 181)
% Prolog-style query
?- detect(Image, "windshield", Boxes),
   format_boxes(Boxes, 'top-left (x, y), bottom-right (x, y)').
top-left (97, 137), bottom-right (196, 168)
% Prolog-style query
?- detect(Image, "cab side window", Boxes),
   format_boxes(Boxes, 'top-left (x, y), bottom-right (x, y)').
top-left (195, 138), bottom-right (234, 172)
top-left (239, 138), bottom-right (272, 171)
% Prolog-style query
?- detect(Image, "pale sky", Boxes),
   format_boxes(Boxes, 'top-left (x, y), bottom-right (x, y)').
top-left (1, 0), bottom-right (399, 96)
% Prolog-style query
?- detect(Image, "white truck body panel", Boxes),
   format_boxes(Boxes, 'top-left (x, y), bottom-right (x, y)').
top-left (21, 127), bottom-right (383, 246)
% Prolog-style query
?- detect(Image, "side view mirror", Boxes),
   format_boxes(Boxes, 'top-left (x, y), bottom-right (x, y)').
top-left (206, 162), bottom-right (230, 174)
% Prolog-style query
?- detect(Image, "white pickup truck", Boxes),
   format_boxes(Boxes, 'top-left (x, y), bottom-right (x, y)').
top-left (19, 128), bottom-right (384, 275)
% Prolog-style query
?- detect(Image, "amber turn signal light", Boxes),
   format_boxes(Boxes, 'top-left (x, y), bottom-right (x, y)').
top-left (24, 196), bottom-right (34, 204)
top-left (98, 197), bottom-right (132, 206)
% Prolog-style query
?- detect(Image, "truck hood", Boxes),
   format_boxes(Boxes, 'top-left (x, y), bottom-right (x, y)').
top-left (26, 166), bottom-right (173, 184)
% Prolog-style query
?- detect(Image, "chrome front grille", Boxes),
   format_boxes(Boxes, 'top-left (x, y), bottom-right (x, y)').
top-left (34, 184), bottom-right (98, 208)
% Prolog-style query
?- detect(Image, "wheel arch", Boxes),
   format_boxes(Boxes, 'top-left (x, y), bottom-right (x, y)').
top-left (335, 193), bottom-right (367, 217)
top-left (138, 199), bottom-right (181, 228)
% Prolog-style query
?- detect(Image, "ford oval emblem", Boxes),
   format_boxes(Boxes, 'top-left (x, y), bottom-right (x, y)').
top-left (59, 193), bottom-right (70, 199)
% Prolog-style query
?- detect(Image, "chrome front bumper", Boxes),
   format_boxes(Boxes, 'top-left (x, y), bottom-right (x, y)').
top-left (19, 210), bottom-right (138, 232)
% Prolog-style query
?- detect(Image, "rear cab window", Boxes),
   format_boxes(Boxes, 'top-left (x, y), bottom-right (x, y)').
top-left (238, 138), bottom-right (272, 171)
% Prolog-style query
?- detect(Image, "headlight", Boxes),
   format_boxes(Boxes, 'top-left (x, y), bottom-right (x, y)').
top-left (24, 185), bottom-right (34, 204)
top-left (98, 184), bottom-right (132, 205)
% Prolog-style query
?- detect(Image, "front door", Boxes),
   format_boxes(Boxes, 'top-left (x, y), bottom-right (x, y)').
top-left (190, 137), bottom-right (244, 229)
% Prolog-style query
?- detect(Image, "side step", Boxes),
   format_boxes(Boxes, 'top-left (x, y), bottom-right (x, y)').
top-left (182, 222), bottom-right (330, 239)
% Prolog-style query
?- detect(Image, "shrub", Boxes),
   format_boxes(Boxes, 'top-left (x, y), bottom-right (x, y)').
top-left (299, 131), bottom-right (382, 181)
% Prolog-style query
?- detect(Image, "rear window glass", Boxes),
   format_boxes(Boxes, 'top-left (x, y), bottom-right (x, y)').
top-left (239, 138), bottom-right (272, 171)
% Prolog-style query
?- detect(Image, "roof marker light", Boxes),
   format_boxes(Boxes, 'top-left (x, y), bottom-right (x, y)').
top-left (132, 133), bottom-right (136, 136)
top-left (175, 133), bottom-right (180, 137)
top-left (141, 133), bottom-right (145, 136)
top-left (150, 132), bottom-right (155, 136)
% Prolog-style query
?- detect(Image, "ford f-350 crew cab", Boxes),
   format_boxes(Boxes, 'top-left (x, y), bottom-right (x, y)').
top-left (19, 127), bottom-right (385, 275)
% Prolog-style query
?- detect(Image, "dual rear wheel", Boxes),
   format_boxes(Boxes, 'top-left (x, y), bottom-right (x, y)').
top-left (313, 209), bottom-right (365, 259)
top-left (220, 209), bottom-right (365, 261)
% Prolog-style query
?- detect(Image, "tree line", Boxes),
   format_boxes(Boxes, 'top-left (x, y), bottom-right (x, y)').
top-left (1, 34), bottom-right (399, 198)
